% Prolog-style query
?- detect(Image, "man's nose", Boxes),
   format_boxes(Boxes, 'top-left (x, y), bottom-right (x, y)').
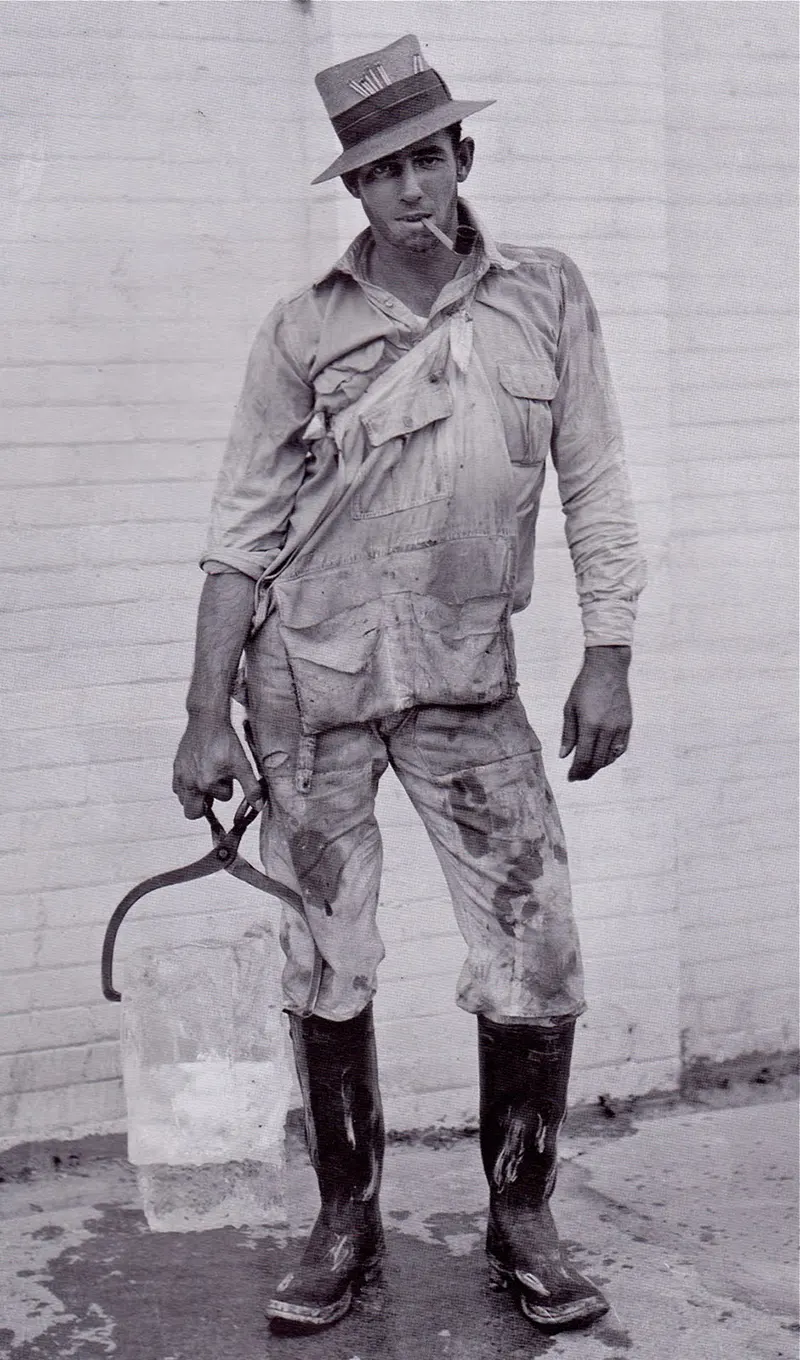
top-left (398, 163), bottom-right (424, 200)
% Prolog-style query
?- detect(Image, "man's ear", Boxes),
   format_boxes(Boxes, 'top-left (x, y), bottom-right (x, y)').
top-left (456, 137), bottom-right (475, 183)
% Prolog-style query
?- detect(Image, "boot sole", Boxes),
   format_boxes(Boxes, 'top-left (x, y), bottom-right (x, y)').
top-left (487, 1255), bottom-right (610, 1332)
top-left (265, 1256), bottom-right (382, 1331)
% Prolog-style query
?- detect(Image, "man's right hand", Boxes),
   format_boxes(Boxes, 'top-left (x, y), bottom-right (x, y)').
top-left (172, 712), bottom-right (264, 820)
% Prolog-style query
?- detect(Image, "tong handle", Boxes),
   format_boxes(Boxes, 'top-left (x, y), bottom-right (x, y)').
top-left (202, 782), bottom-right (267, 843)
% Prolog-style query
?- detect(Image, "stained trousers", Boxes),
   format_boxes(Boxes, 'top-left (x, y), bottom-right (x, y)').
top-left (245, 615), bottom-right (586, 1025)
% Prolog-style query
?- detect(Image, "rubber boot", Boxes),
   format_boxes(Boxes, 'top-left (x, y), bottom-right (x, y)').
top-left (478, 1014), bottom-right (609, 1331)
top-left (266, 1004), bottom-right (385, 1330)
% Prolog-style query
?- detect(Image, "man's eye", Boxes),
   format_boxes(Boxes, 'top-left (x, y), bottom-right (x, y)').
top-left (368, 163), bottom-right (396, 181)
top-left (416, 155), bottom-right (442, 168)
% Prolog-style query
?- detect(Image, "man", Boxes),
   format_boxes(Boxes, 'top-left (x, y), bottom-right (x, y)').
top-left (173, 35), bottom-right (645, 1336)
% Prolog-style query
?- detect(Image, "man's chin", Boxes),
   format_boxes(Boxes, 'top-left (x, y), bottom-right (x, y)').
top-left (390, 220), bottom-right (438, 253)
top-left (404, 236), bottom-right (438, 254)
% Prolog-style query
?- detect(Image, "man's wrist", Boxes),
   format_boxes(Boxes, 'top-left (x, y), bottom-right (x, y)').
top-left (186, 694), bottom-right (232, 721)
top-left (583, 644), bottom-right (632, 669)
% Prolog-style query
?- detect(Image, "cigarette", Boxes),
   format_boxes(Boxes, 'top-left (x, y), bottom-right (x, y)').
top-left (423, 217), bottom-right (457, 251)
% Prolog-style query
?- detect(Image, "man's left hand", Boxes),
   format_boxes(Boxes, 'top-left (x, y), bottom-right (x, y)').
top-left (559, 645), bottom-right (632, 781)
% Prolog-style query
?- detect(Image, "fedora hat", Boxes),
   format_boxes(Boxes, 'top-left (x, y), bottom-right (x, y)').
top-left (312, 34), bottom-right (494, 185)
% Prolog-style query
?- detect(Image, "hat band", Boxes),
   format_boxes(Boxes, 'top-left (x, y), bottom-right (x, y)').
top-left (332, 70), bottom-right (452, 151)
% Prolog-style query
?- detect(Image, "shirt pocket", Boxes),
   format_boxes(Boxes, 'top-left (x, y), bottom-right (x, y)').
top-left (496, 361), bottom-right (559, 466)
top-left (351, 375), bottom-right (454, 519)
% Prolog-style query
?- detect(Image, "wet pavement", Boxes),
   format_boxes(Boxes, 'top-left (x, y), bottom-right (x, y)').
top-left (1, 1088), bottom-right (797, 1360)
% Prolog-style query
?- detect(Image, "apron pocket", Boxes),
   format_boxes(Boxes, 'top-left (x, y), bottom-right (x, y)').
top-left (351, 376), bottom-right (454, 519)
top-left (277, 614), bottom-right (386, 734)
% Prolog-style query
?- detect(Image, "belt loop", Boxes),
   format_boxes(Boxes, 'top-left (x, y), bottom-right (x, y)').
top-left (295, 733), bottom-right (317, 795)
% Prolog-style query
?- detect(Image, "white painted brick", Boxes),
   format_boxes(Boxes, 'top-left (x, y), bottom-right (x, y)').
top-left (573, 873), bottom-right (676, 922)
top-left (683, 949), bottom-right (799, 1003)
top-left (0, 1005), bottom-right (118, 1057)
top-left (579, 911), bottom-right (678, 962)
top-left (3, 963), bottom-right (108, 1015)
top-left (689, 1025), bottom-right (800, 1067)
top-left (0, 679), bottom-right (189, 732)
top-left (673, 455), bottom-right (795, 499)
top-left (665, 6), bottom-right (796, 57)
top-left (0, 366), bottom-right (241, 412)
top-left (673, 314), bottom-right (797, 351)
top-left (568, 1057), bottom-right (681, 1105)
top-left (0, 600), bottom-right (196, 654)
top-left (0, 932), bottom-right (37, 974)
top-left (0, 522), bottom-right (204, 572)
top-left (3, 765), bottom-right (89, 812)
top-left (36, 868), bottom-right (255, 933)
top-left (381, 1046), bottom-right (480, 1099)
top-left (381, 1087), bottom-right (478, 1135)
top-left (669, 123), bottom-right (796, 171)
top-left (696, 988), bottom-right (800, 1048)
top-left (1, 239), bottom-right (311, 288)
top-left (85, 758), bottom-right (176, 807)
top-left (0, 642), bottom-right (194, 695)
top-left (2, 418), bottom-right (210, 473)
top-left (0, 281), bottom-right (285, 327)
top-left (380, 934), bottom-right (466, 986)
top-left (3, 560), bottom-right (199, 614)
top-left (373, 977), bottom-right (458, 1028)
top-left (682, 880), bottom-right (799, 931)
top-left (666, 88), bottom-right (795, 132)
top-left (583, 950), bottom-right (679, 996)
top-left (670, 278), bottom-right (795, 316)
top-left (1, 321), bottom-right (258, 366)
top-left (21, 798), bottom-right (198, 852)
top-left (2, 198), bottom-right (309, 247)
top-left (0, 1080), bottom-right (125, 1153)
top-left (684, 914), bottom-right (799, 969)
top-left (377, 1010), bottom-right (476, 1065)
top-left (672, 387), bottom-right (796, 427)
top-left (0, 1040), bottom-right (119, 1097)
top-left (680, 842), bottom-right (797, 899)
top-left (668, 164), bottom-right (798, 201)
top-left (677, 774), bottom-right (798, 833)
top-left (562, 800), bottom-right (676, 884)
top-left (0, 831), bottom-right (215, 895)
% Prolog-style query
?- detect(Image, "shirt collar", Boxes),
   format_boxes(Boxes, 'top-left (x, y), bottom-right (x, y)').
top-left (313, 197), bottom-right (518, 289)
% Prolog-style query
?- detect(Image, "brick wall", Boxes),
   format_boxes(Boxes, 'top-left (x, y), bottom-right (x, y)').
top-left (0, 2), bottom-right (796, 1149)
top-left (664, 3), bottom-right (799, 1065)
top-left (0, 0), bottom-right (320, 1146)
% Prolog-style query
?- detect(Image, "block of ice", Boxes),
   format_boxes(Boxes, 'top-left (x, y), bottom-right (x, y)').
top-left (121, 920), bottom-right (291, 1231)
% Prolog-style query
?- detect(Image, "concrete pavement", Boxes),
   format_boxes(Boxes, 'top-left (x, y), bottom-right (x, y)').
top-left (1, 1088), bottom-right (797, 1360)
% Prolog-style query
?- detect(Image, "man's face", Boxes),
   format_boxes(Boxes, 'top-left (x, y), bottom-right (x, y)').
top-left (347, 130), bottom-right (474, 254)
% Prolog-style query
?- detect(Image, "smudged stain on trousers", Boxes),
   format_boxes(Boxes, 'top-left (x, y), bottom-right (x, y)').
top-left (288, 824), bottom-right (344, 916)
top-left (523, 941), bottom-right (580, 1005)
top-left (492, 839), bottom-right (546, 936)
top-left (448, 771), bottom-right (493, 858)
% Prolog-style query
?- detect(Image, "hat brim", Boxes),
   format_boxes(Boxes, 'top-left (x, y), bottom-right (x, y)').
top-left (311, 99), bottom-right (495, 185)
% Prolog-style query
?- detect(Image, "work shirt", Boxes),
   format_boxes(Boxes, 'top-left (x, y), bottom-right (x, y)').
top-left (203, 200), bottom-right (645, 647)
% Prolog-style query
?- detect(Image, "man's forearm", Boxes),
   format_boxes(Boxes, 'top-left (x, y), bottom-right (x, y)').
top-left (186, 571), bottom-right (256, 717)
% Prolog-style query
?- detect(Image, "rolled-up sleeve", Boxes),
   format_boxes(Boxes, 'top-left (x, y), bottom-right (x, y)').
top-left (550, 256), bottom-right (647, 646)
top-left (201, 302), bottom-right (314, 579)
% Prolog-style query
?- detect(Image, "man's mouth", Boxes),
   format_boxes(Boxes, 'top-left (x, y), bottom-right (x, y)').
top-left (398, 214), bottom-right (431, 222)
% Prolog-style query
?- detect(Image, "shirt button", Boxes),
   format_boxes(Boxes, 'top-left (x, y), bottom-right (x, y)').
top-left (383, 296), bottom-right (395, 310)
top-left (403, 415), bottom-right (413, 429)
